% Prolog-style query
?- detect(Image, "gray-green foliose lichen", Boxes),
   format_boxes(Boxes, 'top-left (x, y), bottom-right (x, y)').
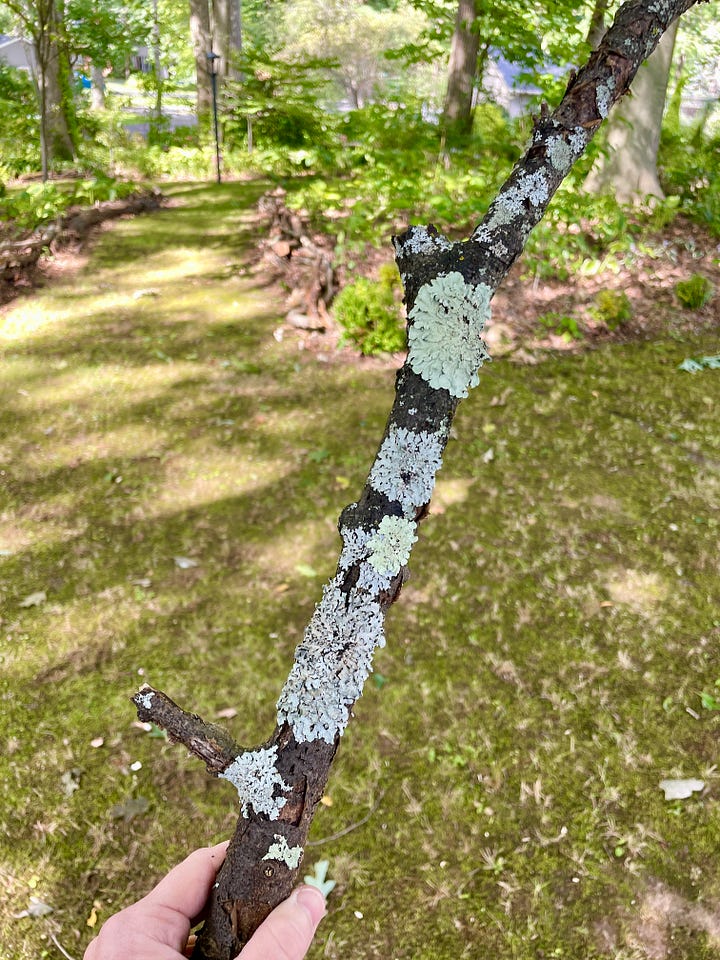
top-left (407, 271), bottom-right (492, 398)
top-left (367, 516), bottom-right (417, 575)
top-left (368, 424), bottom-right (444, 517)
top-left (262, 834), bottom-right (304, 869)
top-left (395, 224), bottom-right (454, 258)
top-left (276, 578), bottom-right (385, 743)
top-left (547, 136), bottom-right (573, 173)
top-left (219, 745), bottom-right (290, 820)
top-left (596, 76), bottom-right (615, 119)
top-left (137, 689), bottom-right (154, 710)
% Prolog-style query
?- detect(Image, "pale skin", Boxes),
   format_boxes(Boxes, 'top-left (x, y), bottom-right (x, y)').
top-left (84, 841), bottom-right (326, 960)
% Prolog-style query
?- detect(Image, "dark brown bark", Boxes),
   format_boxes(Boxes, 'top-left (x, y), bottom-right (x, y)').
top-left (133, 3), bottom-right (705, 958)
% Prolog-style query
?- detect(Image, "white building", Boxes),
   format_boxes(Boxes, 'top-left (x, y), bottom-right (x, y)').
top-left (0, 34), bottom-right (35, 72)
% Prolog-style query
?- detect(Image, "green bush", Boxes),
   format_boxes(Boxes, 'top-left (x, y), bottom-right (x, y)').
top-left (537, 312), bottom-right (583, 341)
top-left (0, 62), bottom-right (40, 175)
top-left (333, 263), bottom-right (406, 356)
top-left (675, 273), bottom-right (714, 309)
top-left (659, 120), bottom-right (720, 237)
top-left (591, 289), bottom-right (633, 330)
top-left (0, 177), bottom-right (139, 232)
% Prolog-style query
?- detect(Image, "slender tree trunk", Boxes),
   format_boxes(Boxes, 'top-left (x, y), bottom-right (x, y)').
top-left (34, 0), bottom-right (75, 176)
top-left (151, 0), bottom-right (163, 123)
top-left (214, 0), bottom-right (242, 77)
top-left (584, 19), bottom-right (679, 201)
top-left (442, 0), bottom-right (480, 141)
top-left (227, 0), bottom-right (242, 80)
top-left (189, 0), bottom-right (213, 120)
top-left (586, 0), bottom-right (609, 50)
top-left (91, 64), bottom-right (106, 110)
top-left (134, 4), bottom-right (701, 959)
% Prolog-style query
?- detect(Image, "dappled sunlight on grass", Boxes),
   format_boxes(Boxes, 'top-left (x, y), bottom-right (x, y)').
top-left (144, 449), bottom-right (295, 518)
top-left (2, 183), bottom-right (719, 960)
top-left (20, 422), bottom-right (167, 473)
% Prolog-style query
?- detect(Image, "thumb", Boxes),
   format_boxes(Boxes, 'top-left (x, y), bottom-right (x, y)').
top-left (237, 886), bottom-right (326, 960)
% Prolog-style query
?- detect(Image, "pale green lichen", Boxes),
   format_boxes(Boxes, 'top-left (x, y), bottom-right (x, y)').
top-left (263, 834), bottom-right (304, 869)
top-left (367, 516), bottom-right (417, 575)
top-left (596, 77), bottom-right (615, 119)
top-left (547, 136), bottom-right (573, 172)
top-left (407, 272), bottom-right (491, 398)
top-left (473, 170), bottom-right (550, 245)
top-left (137, 689), bottom-right (154, 710)
top-left (276, 578), bottom-right (385, 743)
top-left (219, 745), bottom-right (291, 820)
top-left (395, 225), bottom-right (453, 258)
top-left (369, 425), bottom-right (445, 516)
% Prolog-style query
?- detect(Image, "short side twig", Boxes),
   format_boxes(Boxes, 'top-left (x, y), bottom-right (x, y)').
top-left (132, 685), bottom-right (243, 774)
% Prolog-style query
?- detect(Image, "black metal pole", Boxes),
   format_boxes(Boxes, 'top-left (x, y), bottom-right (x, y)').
top-left (210, 69), bottom-right (221, 184)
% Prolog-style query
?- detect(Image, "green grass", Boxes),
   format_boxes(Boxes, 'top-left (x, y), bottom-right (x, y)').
top-left (1, 182), bottom-right (719, 959)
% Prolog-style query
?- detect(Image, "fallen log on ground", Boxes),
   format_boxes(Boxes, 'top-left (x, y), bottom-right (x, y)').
top-left (0, 188), bottom-right (164, 291)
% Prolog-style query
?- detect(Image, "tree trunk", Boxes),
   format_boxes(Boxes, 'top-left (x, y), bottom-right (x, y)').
top-left (442, 0), bottom-right (480, 141)
top-left (91, 64), bottom-right (106, 110)
top-left (584, 19), bottom-right (679, 201)
top-left (34, 0), bottom-right (75, 176)
top-left (189, 0), bottom-right (213, 119)
top-left (212, 0), bottom-right (241, 78)
top-left (133, 3), bottom-right (702, 959)
top-left (227, 0), bottom-right (242, 81)
top-left (151, 0), bottom-right (163, 123)
top-left (585, 0), bottom-right (609, 50)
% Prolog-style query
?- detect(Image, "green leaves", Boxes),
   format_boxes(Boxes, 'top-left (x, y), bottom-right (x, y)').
top-left (678, 354), bottom-right (720, 373)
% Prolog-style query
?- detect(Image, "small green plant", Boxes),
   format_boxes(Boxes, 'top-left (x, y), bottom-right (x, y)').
top-left (537, 312), bottom-right (583, 341)
top-left (333, 263), bottom-right (406, 356)
top-left (675, 273), bottom-right (714, 309)
top-left (591, 289), bottom-right (633, 330)
top-left (700, 680), bottom-right (720, 711)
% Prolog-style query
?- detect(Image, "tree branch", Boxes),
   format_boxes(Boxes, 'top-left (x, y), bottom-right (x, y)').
top-left (132, 686), bottom-right (243, 774)
top-left (127, 3), bottom-right (706, 958)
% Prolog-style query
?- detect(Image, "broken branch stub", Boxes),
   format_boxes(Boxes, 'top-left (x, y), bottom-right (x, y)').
top-left (131, 3), bottom-right (704, 957)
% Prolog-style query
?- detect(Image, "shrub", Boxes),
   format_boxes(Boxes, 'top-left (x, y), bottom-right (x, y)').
top-left (675, 273), bottom-right (714, 309)
top-left (591, 289), bottom-right (633, 330)
top-left (0, 62), bottom-right (40, 175)
top-left (537, 312), bottom-right (583, 341)
top-left (0, 177), bottom-right (139, 232)
top-left (333, 263), bottom-right (405, 356)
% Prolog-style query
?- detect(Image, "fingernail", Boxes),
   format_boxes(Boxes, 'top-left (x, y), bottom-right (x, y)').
top-left (293, 885), bottom-right (327, 925)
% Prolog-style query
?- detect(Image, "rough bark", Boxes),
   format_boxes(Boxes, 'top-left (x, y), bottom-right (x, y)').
top-left (442, 0), bottom-right (480, 140)
top-left (133, 3), bottom-right (705, 958)
top-left (584, 18), bottom-right (680, 200)
top-left (189, 0), bottom-right (213, 119)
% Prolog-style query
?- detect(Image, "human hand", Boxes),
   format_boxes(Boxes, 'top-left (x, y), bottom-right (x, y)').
top-left (84, 841), bottom-right (326, 960)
